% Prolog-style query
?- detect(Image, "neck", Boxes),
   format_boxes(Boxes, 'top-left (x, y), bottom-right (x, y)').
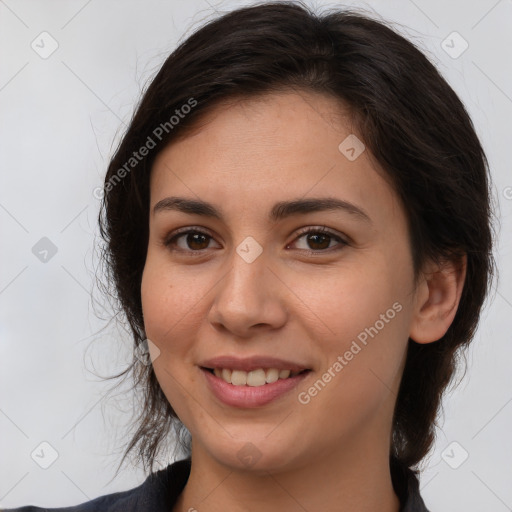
top-left (172, 434), bottom-right (401, 512)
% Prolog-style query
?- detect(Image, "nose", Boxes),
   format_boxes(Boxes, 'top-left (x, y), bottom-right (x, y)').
top-left (207, 248), bottom-right (288, 338)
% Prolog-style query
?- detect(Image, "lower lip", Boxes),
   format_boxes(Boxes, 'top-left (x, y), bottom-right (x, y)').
top-left (201, 367), bottom-right (311, 408)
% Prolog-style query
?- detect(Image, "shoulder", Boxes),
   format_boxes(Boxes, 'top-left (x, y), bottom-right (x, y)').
top-left (1, 483), bottom-right (145, 512)
top-left (1, 459), bottom-right (191, 512)
top-left (390, 457), bottom-right (431, 512)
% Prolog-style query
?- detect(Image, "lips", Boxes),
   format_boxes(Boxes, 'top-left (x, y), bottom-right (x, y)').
top-left (199, 355), bottom-right (310, 373)
top-left (198, 355), bottom-right (312, 407)
top-left (201, 367), bottom-right (311, 408)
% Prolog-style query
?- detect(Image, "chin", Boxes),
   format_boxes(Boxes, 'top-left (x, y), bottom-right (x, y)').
top-left (198, 432), bottom-right (306, 475)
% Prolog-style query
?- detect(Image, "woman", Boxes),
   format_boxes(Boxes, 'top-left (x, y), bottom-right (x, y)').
top-left (5, 1), bottom-right (495, 511)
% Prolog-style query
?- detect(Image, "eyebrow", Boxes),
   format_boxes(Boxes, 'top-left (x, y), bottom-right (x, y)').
top-left (153, 196), bottom-right (372, 224)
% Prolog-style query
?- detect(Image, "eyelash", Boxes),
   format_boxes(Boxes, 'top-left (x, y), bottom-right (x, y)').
top-left (163, 225), bottom-right (348, 256)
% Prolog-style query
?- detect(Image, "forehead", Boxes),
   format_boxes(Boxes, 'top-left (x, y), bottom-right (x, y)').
top-left (150, 91), bottom-right (403, 226)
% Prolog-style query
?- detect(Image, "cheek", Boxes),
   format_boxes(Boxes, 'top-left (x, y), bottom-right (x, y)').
top-left (295, 304), bottom-right (408, 443)
top-left (293, 254), bottom-right (406, 343)
top-left (140, 259), bottom-right (208, 423)
top-left (293, 258), bottom-right (410, 415)
top-left (141, 256), bottom-right (207, 346)
top-left (140, 255), bottom-right (221, 413)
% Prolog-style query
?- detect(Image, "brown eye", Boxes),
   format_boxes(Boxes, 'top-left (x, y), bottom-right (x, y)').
top-left (289, 227), bottom-right (347, 253)
top-left (164, 229), bottom-right (219, 252)
top-left (304, 232), bottom-right (331, 250)
top-left (183, 232), bottom-right (210, 250)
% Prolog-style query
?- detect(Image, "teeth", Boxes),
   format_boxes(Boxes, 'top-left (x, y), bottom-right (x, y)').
top-left (279, 369), bottom-right (290, 379)
top-left (246, 369), bottom-right (266, 386)
top-left (231, 370), bottom-right (247, 386)
top-left (265, 368), bottom-right (279, 383)
top-left (210, 367), bottom-right (303, 386)
top-left (221, 368), bottom-right (231, 383)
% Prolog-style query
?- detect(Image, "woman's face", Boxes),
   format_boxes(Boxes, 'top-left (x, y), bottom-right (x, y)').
top-left (141, 91), bottom-right (422, 472)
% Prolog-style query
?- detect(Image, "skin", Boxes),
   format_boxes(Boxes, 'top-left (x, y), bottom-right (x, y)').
top-left (140, 91), bottom-right (466, 512)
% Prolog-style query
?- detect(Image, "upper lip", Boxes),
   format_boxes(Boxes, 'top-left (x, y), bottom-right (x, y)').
top-left (199, 356), bottom-right (310, 373)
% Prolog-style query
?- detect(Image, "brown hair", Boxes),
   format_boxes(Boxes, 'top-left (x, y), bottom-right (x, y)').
top-left (97, 1), bottom-right (496, 476)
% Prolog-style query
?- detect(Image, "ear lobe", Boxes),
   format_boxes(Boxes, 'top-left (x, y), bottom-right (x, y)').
top-left (409, 254), bottom-right (467, 344)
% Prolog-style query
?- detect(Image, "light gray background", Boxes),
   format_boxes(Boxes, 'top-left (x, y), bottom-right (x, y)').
top-left (0, 0), bottom-right (511, 510)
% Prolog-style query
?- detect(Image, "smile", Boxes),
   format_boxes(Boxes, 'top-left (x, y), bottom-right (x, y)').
top-left (207, 367), bottom-right (306, 386)
top-left (200, 366), bottom-right (311, 408)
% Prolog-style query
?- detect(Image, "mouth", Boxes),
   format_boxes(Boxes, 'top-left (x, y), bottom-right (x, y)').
top-left (198, 355), bottom-right (312, 407)
top-left (201, 366), bottom-right (311, 387)
top-left (199, 364), bottom-right (312, 408)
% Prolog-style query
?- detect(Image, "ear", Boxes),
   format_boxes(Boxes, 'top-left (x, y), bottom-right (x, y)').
top-left (409, 254), bottom-right (467, 344)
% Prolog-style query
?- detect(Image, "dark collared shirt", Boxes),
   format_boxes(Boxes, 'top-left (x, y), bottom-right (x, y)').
top-left (2, 458), bottom-right (430, 511)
